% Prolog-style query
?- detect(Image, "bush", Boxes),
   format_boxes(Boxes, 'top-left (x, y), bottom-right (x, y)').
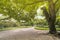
top-left (0, 21), bottom-right (19, 28)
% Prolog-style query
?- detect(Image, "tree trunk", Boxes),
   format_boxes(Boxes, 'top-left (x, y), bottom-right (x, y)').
top-left (48, 20), bottom-right (57, 34)
top-left (41, 0), bottom-right (57, 34)
top-left (48, 0), bottom-right (57, 34)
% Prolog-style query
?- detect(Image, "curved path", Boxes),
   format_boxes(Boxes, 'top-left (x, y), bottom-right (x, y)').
top-left (0, 27), bottom-right (60, 40)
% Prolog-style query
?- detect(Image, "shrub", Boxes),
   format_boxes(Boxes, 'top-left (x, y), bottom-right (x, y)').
top-left (0, 20), bottom-right (19, 28)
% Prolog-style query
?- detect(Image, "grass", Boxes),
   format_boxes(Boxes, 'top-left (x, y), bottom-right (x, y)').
top-left (35, 27), bottom-right (49, 30)
top-left (0, 27), bottom-right (19, 31)
top-left (0, 26), bottom-right (32, 31)
top-left (0, 26), bottom-right (60, 31)
top-left (35, 27), bottom-right (60, 31)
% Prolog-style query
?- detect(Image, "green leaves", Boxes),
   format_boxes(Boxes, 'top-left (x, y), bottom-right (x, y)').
top-left (0, 0), bottom-right (60, 21)
top-left (55, 0), bottom-right (60, 13)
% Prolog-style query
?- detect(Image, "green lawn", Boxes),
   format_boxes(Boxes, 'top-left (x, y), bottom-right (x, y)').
top-left (0, 26), bottom-right (32, 31)
top-left (0, 26), bottom-right (60, 31)
top-left (0, 27), bottom-right (19, 31)
top-left (35, 27), bottom-right (60, 31)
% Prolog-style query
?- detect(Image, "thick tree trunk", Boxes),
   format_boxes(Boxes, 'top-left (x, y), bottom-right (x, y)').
top-left (48, 0), bottom-right (57, 34)
top-left (41, 6), bottom-right (57, 34)
top-left (41, 0), bottom-right (57, 34)
top-left (49, 24), bottom-right (56, 34)
top-left (48, 20), bottom-right (57, 34)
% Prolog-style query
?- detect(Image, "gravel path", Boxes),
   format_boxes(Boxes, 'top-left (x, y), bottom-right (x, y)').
top-left (0, 27), bottom-right (60, 40)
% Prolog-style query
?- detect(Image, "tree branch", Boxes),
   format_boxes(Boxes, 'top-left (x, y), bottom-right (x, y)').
top-left (25, 0), bottom-right (47, 5)
top-left (54, 0), bottom-right (59, 4)
top-left (56, 7), bottom-right (60, 13)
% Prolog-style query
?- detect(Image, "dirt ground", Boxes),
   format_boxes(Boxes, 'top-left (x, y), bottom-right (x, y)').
top-left (0, 27), bottom-right (60, 40)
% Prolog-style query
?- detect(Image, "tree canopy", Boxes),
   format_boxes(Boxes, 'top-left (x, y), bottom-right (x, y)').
top-left (0, 0), bottom-right (60, 21)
